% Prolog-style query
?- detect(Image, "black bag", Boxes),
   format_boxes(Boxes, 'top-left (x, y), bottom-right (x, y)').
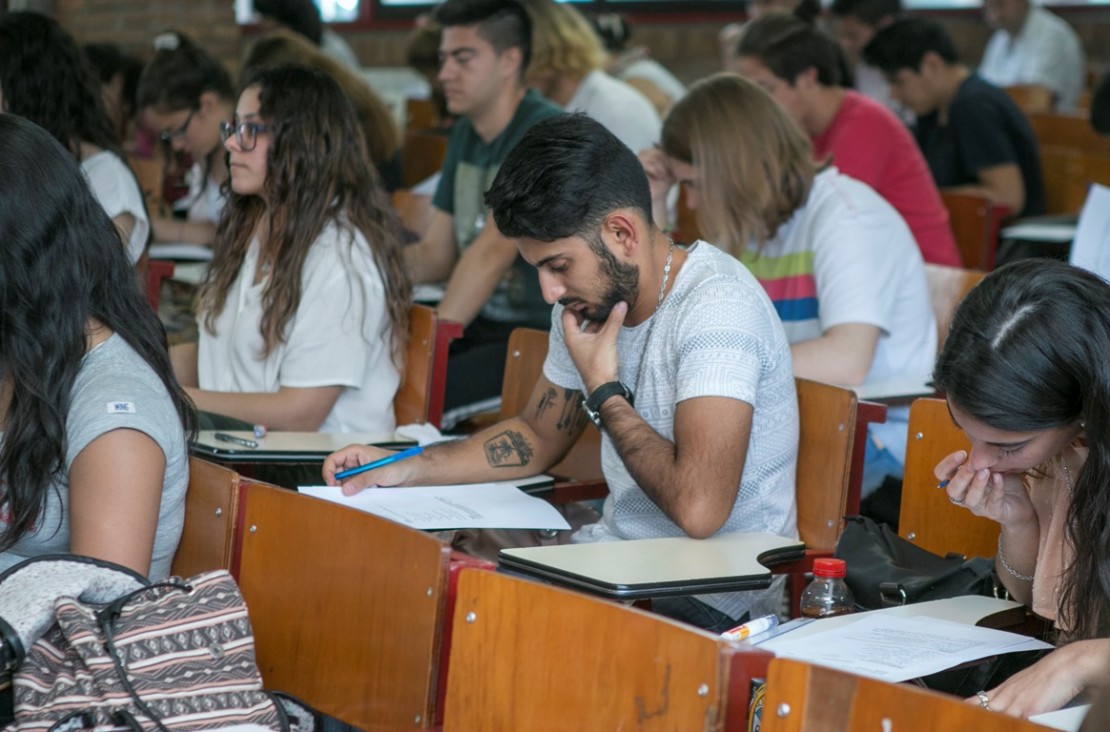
top-left (834, 515), bottom-right (1003, 609)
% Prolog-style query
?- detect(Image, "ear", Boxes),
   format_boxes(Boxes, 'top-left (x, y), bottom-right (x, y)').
top-left (197, 90), bottom-right (220, 116)
top-left (603, 210), bottom-right (643, 259)
top-left (499, 46), bottom-right (524, 81)
top-left (920, 51), bottom-right (944, 76)
top-left (795, 67), bottom-right (820, 90)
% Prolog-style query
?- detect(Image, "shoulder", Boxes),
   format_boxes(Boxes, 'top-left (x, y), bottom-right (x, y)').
top-left (675, 244), bottom-right (776, 314)
top-left (802, 170), bottom-right (909, 234)
top-left (516, 90), bottom-right (564, 126)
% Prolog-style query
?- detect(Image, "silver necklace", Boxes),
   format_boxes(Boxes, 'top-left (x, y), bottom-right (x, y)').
top-left (655, 239), bottom-right (675, 313)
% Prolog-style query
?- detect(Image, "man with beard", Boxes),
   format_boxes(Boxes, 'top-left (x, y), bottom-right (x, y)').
top-left (324, 115), bottom-right (800, 633)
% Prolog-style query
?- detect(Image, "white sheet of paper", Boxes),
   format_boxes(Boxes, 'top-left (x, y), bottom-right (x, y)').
top-left (1001, 222), bottom-right (1078, 243)
top-left (760, 614), bottom-right (1051, 683)
top-left (298, 483), bottom-right (571, 531)
top-left (1069, 183), bottom-right (1110, 281)
top-left (1029, 704), bottom-right (1092, 731)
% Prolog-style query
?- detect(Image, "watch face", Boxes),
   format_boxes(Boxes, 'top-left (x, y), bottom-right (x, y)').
top-left (582, 398), bottom-right (603, 429)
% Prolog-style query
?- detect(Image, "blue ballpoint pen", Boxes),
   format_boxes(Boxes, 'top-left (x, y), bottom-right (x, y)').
top-left (334, 445), bottom-right (424, 481)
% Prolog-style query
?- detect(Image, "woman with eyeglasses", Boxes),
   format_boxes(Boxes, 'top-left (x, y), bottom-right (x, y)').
top-left (170, 65), bottom-right (412, 433)
top-left (137, 31), bottom-right (236, 246)
top-left (0, 12), bottom-right (150, 264)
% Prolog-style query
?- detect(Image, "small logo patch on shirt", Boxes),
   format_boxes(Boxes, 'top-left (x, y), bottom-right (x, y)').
top-left (107, 402), bottom-right (136, 414)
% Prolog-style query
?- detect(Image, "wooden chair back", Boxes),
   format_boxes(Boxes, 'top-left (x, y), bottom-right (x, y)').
top-left (402, 130), bottom-right (449, 189)
top-left (940, 191), bottom-right (1010, 271)
top-left (899, 398), bottom-right (1000, 559)
top-left (405, 97), bottom-right (439, 130)
top-left (392, 189), bottom-right (435, 235)
top-left (1003, 83), bottom-right (1055, 114)
top-left (395, 303), bottom-right (464, 428)
top-left (795, 378), bottom-right (858, 551)
top-left (126, 152), bottom-right (165, 213)
top-left (443, 568), bottom-right (765, 731)
top-left (761, 658), bottom-right (1049, 731)
top-left (1028, 111), bottom-right (1110, 156)
top-left (1040, 145), bottom-right (1110, 215)
top-left (170, 457), bottom-right (242, 578)
top-left (499, 327), bottom-right (603, 483)
top-left (924, 264), bottom-right (987, 352)
top-left (235, 483), bottom-right (452, 730)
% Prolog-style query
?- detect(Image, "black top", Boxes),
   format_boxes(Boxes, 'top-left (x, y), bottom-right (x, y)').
top-left (915, 73), bottom-right (1045, 217)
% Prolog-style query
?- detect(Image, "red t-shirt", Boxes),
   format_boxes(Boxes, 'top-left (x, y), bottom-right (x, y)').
top-left (813, 91), bottom-right (962, 267)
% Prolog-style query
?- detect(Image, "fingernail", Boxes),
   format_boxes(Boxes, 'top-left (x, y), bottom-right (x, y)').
top-left (977, 469), bottom-right (989, 480)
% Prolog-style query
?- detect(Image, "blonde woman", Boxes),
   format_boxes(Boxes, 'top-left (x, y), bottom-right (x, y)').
top-left (641, 73), bottom-right (935, 496)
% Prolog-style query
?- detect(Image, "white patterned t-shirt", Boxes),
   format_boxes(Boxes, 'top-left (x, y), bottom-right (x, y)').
top-left (544, 241), bottom-right (799, 620)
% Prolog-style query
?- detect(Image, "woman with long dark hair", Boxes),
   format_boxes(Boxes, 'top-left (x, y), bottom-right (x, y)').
top-left (934, 259), bottom-right (1110, 717)
top-left (172, 65), bottom-right (411, 432)
top-left (137, 30), bottom-right (237, 245)
top-left (0, 115), bottom-right (194, 580)
top-left (0, 11), bottom-right (150, 264)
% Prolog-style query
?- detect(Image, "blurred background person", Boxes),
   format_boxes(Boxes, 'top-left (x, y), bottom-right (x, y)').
top-left (590, 12), bottom-right (686, 117)
top-left (252, 0), bottom-right (361, 70)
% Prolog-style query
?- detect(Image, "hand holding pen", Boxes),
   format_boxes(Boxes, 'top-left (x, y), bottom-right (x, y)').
top-left (933, 449), bottom-right (1034, 526)
top-left (324, 444), bottom-right (423, 494)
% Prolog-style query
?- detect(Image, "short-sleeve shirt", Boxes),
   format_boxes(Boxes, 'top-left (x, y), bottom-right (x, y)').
top-left (82, 150), bottom-right (150, 264)
top-left (739, 169), bottom-right (937, 464)
top-left (565, 69), bottom-right (662, 154)
top-left (544, 241), bottom-right (799, 621)
top-left (433, 90), bottom-right (562, 328)
top-left (198, 218), bottom-right (400, 433)
top-left (0, 335), bottom-right (189, 580)
top-left (979, 6), bottom-right (1086, 111)
top-left (813, 91), bottom-right (961, 267)
top-left (914, 73), bottom-right (1045, 217)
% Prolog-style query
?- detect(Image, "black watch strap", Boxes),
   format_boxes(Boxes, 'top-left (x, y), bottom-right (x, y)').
top-left (583, 381), bottom-right (634, 429)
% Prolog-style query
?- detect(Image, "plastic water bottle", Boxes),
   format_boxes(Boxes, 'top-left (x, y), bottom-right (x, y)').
top-left (799, 558), bottom-right (856, 618)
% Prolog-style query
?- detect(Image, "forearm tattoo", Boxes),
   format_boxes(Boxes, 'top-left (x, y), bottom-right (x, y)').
top-left (535, 388), bottom-right (586, 435)
top-left (484, 430), bottom-right (535, 467)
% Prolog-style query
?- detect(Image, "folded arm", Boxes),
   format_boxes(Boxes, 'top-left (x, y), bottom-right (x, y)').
top-left (790, 322), bottom-right (880, 387)
top-left (404, 210), bottom-right (458, 284)
top-left (185, 385), bottom-right (342, 431)
top-left (435, 214), bottom-right (519, 327)
top-left (947, 163), bottom-right (1024, 215)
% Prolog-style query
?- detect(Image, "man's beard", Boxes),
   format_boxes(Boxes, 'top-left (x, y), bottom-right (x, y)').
top-left (562, 238), bottom-right (640, 323)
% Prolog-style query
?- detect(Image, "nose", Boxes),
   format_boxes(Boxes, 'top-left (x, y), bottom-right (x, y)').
top-left (224, 132), bottom-right (240, 154)
top-left (438, 59), bottom-right (455, 83)
top-left (538, 269), bottom-right (566, 305)
top-left (966, 444), bottom-right (999, 472)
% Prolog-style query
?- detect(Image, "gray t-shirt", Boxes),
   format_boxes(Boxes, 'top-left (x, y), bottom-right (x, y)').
top-left (0, 335), bottom-right (189, 580)
top-left (544, 241), bottom-right (799, 620)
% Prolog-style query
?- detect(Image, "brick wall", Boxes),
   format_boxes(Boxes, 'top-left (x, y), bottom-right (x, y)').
top-left (43, 1), bottom-right (1110, 87)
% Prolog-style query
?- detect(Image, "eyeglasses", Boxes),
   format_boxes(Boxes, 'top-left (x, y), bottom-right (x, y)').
top-left (160, 109), bottom-right (195, 143)
top-left (219, 120), bottom-right (273, 152)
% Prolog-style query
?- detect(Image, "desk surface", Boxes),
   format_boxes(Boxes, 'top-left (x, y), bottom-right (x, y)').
top-left (499, 531), bottom-right (805, 600)
top-left (191, 430), bottom-right (416, 462)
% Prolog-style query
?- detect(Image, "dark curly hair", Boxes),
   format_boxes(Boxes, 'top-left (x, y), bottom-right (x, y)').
top-left (199, 65), bottom-right (411, 362)
top-left (0, 11), bottom-right (121, 158)
top-left (0, 114), bottom-right (195, 550)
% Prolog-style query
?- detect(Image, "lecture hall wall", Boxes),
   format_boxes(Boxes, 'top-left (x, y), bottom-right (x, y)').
top-left (14, 1), bottom-right (1110, 101)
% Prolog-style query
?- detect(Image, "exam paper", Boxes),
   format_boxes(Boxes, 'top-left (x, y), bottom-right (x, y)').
top-left (760, 614), bottom-right (1051, 683)
top-left (298, 483), bottom-right (571, 531)
top-left (1070, 184), bottom-right (1110, 281)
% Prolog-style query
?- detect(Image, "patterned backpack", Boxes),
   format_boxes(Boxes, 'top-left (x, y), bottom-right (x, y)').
top-left (0, 556), bottom-right (317, 732)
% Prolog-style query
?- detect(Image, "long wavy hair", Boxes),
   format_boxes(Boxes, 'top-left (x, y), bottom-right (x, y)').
top-left (933, 260), bottom-right (1110, 640)
top-left (0, 12), bottom-right (122, 159)
top-left (0, 115), bottom-right (196, 550)
top-left (242, 29), bottom-right (399, 168)
top-left (660, 73), bottom-right (815, 256)
top-left (199, 65), bottom-right (411, 360)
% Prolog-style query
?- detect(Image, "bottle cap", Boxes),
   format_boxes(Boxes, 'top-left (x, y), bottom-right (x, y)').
top-left (813, 557), bottom-right (847, 578)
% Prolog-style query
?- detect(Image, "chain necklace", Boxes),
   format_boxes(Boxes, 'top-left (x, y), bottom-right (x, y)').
top-left (655, 239), bottom-right (675, 313)
top-left (633, 239), bottom-right (677, 399)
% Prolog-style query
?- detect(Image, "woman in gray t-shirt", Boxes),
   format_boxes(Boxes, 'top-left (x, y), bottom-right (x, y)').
top-left (0, 115), bottom-right (194, 580)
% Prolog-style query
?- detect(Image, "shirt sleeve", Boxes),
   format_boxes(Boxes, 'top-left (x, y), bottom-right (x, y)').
top-left (809, 186), bottom-right (906, 336)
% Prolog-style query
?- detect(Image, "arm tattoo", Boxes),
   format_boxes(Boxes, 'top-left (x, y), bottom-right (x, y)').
top-left (535, 388), bottom-right (558, 422)
top-left (484, 430), bottom-right (535, 467)
top-left (557, 389), bottom-right (587, 434)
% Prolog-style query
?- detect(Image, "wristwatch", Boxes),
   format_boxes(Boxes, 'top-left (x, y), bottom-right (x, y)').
top-left (583, 381), bottom-right (634, 429)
